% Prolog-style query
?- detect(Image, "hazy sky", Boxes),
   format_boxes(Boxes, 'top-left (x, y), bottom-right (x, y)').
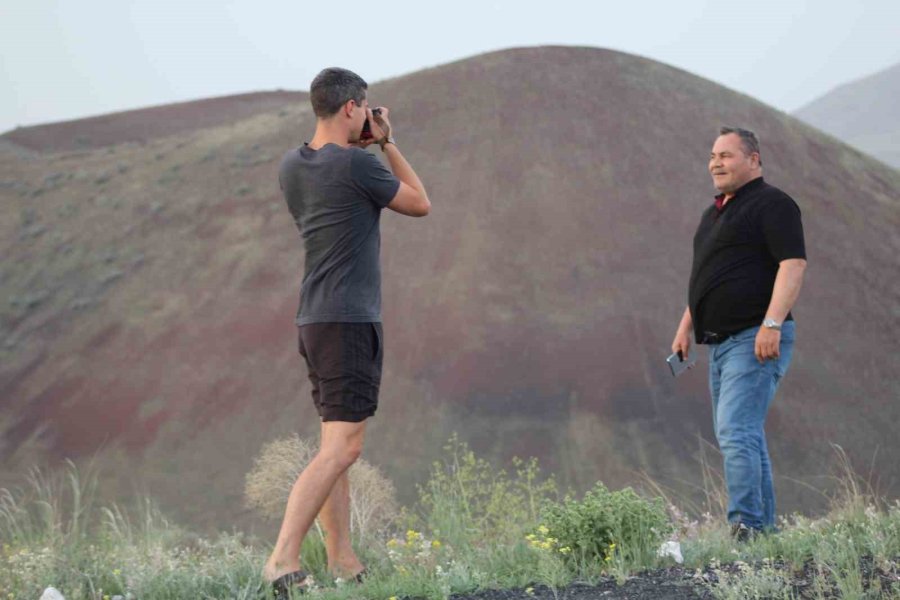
top-left (2, 0), bottom-right (899, 134)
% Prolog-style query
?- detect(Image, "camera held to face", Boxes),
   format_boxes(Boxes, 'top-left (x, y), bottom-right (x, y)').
top-left (360, 108), bottom-right (383, 140)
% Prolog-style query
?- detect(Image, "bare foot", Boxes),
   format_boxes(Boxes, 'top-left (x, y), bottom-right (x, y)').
top-left (263, 558), bottom-right (303, 582)
top-left (328, 556), bottom-right (365, 580)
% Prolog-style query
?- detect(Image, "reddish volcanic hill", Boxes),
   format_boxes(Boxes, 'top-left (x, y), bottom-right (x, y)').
top-left (2, 47), bottom-right (898, 532)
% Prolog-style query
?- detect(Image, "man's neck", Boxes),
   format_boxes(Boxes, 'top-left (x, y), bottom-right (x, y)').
top-left (308, 122), bottom-right (350, 150)
top-left (720, 175), bottom-right (762, 205)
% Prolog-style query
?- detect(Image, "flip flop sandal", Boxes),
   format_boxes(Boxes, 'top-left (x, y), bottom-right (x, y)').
top-left (271, 569), bottom-right (310, 599)
top-left (353, 568), bottom-right (369, 584)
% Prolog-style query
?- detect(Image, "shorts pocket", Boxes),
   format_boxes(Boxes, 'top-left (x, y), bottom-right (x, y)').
top-left (371, 323), bottom-right (383, 361)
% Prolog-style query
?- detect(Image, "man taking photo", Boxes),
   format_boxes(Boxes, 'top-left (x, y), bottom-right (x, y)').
top-left (263, 67), bottom-right (430, 597)
top-left (671, 127), bottom-right (807, 541)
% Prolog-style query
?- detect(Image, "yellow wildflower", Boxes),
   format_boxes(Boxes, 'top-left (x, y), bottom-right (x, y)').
top-left (559, 546), bottom-right (572, 554)
top-left (431, 540), bottom-right (441, 549)
top-left (537, 525), bottom-right (549, 535)
top-left (387, 539), bottom-right (399, 548)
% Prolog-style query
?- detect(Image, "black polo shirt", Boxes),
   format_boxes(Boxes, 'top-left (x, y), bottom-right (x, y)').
top-left (688, 177), bottom-right (806, 343)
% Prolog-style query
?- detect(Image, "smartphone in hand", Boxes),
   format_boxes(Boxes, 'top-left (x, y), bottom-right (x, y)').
top-left (666, 350), bottom-right (697, 377)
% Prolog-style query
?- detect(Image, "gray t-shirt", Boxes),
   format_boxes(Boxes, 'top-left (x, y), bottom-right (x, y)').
top-left (279, 143), bottom-right (400, 325)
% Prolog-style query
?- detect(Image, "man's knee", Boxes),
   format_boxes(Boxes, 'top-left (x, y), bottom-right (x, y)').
top-left (318, 438), bottom-right (363, 471)
top-left (717, 425), bottom-right (762, 455)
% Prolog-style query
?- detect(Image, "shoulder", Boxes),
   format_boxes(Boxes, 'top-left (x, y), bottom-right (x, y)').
top-left (279, 147), bottom-right (301, 167)
top-left (754, 181), bottom-right (801, 214)
top-left (349, 146), bottom-right (379, 166)
top-left (349, 147), bottom-right (390, 176)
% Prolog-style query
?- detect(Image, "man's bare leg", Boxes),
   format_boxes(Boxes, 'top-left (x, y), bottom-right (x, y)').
top-left (263, 420), bottom-right (367, 582)
top-left (319, 469), bottom-right (365, 577)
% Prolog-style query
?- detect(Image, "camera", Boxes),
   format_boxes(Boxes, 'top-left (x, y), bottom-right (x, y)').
top-left (360, 107), bottom-right (383, 140)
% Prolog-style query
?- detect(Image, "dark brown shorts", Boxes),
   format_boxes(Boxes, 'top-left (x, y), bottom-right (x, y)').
top-left (298, 322), bottom-right (383, 422)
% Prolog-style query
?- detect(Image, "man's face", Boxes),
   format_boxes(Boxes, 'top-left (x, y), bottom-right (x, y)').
top-left (709, 133), bottom-right (759, 194)
top-left (347, 96), bottom-right (369, 142)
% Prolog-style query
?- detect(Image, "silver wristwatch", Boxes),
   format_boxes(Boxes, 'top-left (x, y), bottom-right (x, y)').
top-left (762, 318), bottom-right (781, 331)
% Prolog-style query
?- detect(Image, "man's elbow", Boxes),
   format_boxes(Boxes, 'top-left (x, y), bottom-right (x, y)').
top-left (413, 195), bottom-right (431, 217)
top-left (781, 258), bottom-right (807, 271)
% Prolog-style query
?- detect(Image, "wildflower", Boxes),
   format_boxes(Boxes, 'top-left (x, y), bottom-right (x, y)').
top-left (387, 539), bottom-right (399, 548)
top-left (113, 568), bottom-right (121, 576)
top-left (525, 587), bottom-right (535, 596)
top-left (406, 529), bottom-right (421, 542)
top-left (537, 525), bottom-right (549, 535)
top-left (559, 546), bottom-right (572, 555)
top-left (525, 534), bottom-right (537, 541)
top-left (432, 540), bottom-right (441, 549)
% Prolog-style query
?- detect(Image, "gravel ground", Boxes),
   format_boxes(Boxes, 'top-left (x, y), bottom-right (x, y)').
top-left (443, 558), bottom-right (900, 600)
top-left (447, 567), bottom-right (713, 600)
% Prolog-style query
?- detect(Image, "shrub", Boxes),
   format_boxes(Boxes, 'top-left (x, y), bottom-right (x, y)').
top-left (416, 434), bottom-right (558, 548)
top-left (539, 482), bottom-right (671, 566)
top-left (244, 434), bottom-right (398, 540)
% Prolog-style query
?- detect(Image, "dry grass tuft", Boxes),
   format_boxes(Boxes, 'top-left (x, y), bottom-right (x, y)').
top-left (244, 434), bottom-right (398, 539)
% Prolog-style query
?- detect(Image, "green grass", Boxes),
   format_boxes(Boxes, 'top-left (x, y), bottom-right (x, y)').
top-left (1, 441), bottom-right (899, 600)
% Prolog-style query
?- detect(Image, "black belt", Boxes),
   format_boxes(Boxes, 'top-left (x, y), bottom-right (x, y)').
top-left (701, 331), bottom-right (731, 344)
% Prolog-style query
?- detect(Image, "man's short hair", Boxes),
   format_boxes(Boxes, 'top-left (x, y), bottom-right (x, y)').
top-left (310, 68), bottom-right (368, 118)
top-left (719, 126), bottom-right (762, 166)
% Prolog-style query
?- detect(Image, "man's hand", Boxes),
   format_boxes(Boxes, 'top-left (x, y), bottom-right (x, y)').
top-left (671, 307), bottom-right (693, 363)
top-left (671, 330), bottom-right (692, 362)
top-left (369, 107), bottom-right (391, 144)
top-left (352, 107), bottom-right (392, 149)
top-left (755, 327), bottom-right (781, 363)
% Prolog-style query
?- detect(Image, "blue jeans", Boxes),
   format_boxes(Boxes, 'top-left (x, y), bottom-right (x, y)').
top-left (708, 321), bottom-right (794, 530)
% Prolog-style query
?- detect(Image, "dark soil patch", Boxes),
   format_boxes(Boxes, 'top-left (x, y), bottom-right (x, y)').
top-left (448, 568), bottom-right (712, 600)
top-left (443, 557), bottom-right (900, 600)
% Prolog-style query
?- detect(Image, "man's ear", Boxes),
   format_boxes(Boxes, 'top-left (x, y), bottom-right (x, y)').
top-left (343, 99), bottom-right (356, 119)
top-left (750, 152), bottom-right (761, 169)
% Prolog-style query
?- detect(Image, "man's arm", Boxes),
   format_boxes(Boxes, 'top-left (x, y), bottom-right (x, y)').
top-left (755, 258), bottom-right (807, 362)
top-left (363, 106), bottom-right (430, 217)
top-left (382, 144), bottom-right (430, 217)
top-left (671, 306), bottom-right (693, 358)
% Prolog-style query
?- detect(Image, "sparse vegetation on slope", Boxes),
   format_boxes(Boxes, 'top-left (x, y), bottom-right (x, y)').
top-left (1, 440), bottom-right (898, 599)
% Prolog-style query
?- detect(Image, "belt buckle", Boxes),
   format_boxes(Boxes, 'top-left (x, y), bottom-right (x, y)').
top-left (703, 331), bottom-right (727, 344)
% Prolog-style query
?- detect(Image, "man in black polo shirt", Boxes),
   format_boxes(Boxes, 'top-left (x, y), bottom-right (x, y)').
top-left (263, 68), bottom-right (430, 597)
top-left (671, 127), bottom-right (807, 540)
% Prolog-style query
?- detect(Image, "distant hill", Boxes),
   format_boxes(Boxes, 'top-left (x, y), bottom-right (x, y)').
top-left (2, 47), bottom-right (899, 533)
top-left (1, 90), bottom-right (307, 152)
top-left (794, 62), bottom-right (900, 169)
